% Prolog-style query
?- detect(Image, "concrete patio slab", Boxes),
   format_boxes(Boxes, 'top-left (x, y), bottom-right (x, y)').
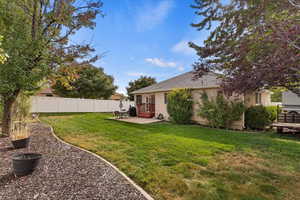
top-left (112, 117), bottom-right (162, 124)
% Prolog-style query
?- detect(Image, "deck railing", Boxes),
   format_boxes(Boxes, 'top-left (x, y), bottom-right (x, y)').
top-left (278, 113), bottom-right (300, 123)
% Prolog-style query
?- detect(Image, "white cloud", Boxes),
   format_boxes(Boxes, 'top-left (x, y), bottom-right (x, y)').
top-left (145, 58), bottom-right (176, 68)
top-left (171, 40), bottom-right (195, 56)
top-left (145, 57), bottom-right (184, 71)
top-left (117, 87), bottom-right (127, 95)
top-left (178, 66), bottom-right (185, 71)
top-left (136, 0), bottom-right (174, 31)
top-left (127, 72), bottom-right (147, 77)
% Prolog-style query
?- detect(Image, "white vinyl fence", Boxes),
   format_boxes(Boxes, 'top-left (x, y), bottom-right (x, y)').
top-left (30, 96), bottom-right (135, 113)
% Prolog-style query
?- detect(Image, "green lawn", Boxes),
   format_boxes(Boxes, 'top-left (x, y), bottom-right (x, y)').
top-left (41, 113), bottom-right (300, 200)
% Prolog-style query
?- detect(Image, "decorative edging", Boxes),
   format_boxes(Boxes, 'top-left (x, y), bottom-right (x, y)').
top-left (47, 124), bottom-right (154, 200)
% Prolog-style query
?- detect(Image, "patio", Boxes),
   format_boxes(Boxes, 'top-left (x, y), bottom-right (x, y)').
top-left (113, 117), bottom-right (162, 124)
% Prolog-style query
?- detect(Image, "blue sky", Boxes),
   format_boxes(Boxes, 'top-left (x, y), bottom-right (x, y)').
top-left (72, 0), bottom-right (210, 94)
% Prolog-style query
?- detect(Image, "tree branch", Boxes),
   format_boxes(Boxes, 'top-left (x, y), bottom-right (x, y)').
top-left (288, 0), bottom-right (300, 8)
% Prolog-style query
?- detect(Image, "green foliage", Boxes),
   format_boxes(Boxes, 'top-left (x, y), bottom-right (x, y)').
top-left (0, 0), bottom-right (102, 135)
top-left (271, 88), bottom-right (285, 102)
top-left (266, 106), bottom-right (281, 123)
top-left (167, 89), bottom-right (193, 124)
top-left (53, 65), bottom-right (117, 99)
top-left (0, 2), bottom-right (49, 96)
top-left (198, 92), bottom-right (245, 129)
top-left (245, 106), bottom-right (271, 130)
top-left (126, 76), bottom-right (156, 100)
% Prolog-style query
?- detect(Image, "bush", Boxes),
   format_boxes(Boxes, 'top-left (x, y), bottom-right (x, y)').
top-left (198, 92), bottom-right (245, 129)
top-left (245, 105), bottom-right (271, 130)
top-left (167, 89), bottom-right (193, 124)
top-left (266, 106), bottom-right (280, 122)
top-left (128, 106), bottom-right (137, 117)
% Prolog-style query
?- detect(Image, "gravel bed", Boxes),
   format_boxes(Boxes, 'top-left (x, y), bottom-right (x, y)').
top-left (0, 123), bottom-right (148, 200)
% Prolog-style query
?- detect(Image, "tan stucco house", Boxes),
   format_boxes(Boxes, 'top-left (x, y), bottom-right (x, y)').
top-left (131, 72), bottom-right (271, 130)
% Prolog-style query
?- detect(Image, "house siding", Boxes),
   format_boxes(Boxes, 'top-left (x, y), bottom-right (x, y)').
top-left (191, 88), bottom-right (245, 130)
top-left (154, 92), bottom-right (169, 119)
top-left (245, 91), bottom-right (271, 107)
top-left (135, 89), bottom-right (271, 130)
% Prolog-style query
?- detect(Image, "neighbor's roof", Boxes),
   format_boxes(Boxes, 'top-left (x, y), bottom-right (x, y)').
top-left (131, 71), bottom-right (221, 94)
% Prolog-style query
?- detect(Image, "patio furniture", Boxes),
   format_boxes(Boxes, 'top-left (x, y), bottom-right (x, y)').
top-left (114, 110), bottom-right (129, 119)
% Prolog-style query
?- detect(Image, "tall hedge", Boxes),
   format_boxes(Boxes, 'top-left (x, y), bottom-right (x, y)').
top-left (245, 105), bottom-right (280, 130)
top-left (245, 105), bottom-right (271, 130)
top-left (167, 89), bottom-right (193, 124)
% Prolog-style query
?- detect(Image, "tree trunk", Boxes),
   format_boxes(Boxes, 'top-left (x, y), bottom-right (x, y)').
top-left (1, 97), bottom-right (16, 136)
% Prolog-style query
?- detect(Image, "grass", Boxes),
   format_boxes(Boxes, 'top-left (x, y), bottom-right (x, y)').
top-left (41, 113), bottom-right (300, 200)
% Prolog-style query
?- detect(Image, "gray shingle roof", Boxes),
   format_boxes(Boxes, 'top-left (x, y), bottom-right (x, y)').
top-left (131, 71), bottom-right (221, 94)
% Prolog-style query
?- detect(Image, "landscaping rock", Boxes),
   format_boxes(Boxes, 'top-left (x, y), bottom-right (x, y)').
top-left (0, 123), bottom-right (147, 200)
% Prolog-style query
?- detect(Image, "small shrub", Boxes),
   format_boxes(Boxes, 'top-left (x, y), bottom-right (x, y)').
top-left (167, 88), bottom-right (193, 124)
top-left (198, 92), bottom-right (245, 129)
top-left (266, 106), bottom-right (281, 122)
top-left (245, 105), bottom-right (271, 130)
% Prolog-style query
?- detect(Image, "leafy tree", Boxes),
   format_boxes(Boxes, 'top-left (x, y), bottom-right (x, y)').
top-left (52, 64), bottom-right (117, 99)
top-left (126, 76), bottom-right (156, 100)
top-left (190, 0), bottom-right (300, 95)
top-left (0, 0), bottom-right (103, 136)
top-left (167, 89), bottom-right (193, 124)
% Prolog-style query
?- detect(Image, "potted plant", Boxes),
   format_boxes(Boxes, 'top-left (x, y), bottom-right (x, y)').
top-left (10, 92), bottom-right (32, 148)
top-left (12, 153), bottom-right (42, 176)
top-left (11, 121), bottom-right (30, 149)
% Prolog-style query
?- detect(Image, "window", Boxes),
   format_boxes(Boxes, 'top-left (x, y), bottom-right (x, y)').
top-left (164, 93), bottom-right (168, 104)
top-left (136, 95), bottom-right (142, 104)
top-left (150, 95), bottom-right (155, 104)
top-left (255, 93), bottom-right (262, 104)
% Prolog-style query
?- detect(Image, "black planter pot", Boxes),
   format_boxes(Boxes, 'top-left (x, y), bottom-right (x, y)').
top-left (11, 137), bottom-right (30, 149)
top-left (12, 153), bottom-right (42, 176)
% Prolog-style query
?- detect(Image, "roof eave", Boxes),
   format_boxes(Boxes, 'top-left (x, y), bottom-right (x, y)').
top-left (131, 86), bottom-right (220, 94)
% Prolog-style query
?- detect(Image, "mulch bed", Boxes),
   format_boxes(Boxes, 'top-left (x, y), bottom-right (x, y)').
top-left (0, 123), bottom-right (148, 200)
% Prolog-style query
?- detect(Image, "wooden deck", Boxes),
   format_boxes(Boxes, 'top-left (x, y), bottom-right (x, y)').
top-left (271, 122), bottom-right (300, 133)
